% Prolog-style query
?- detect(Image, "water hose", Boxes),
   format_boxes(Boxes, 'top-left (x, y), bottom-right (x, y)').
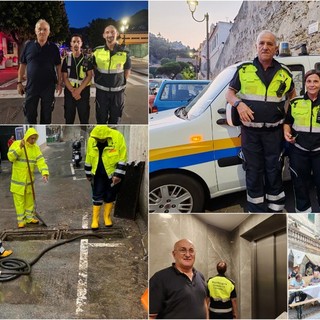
top-left (0, 233), bottom-right (104, 282)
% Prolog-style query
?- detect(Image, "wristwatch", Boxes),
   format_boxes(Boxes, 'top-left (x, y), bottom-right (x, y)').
top-left (233, 100), bottom-right (242, 108)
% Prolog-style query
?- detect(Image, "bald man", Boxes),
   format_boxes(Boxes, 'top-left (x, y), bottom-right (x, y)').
top-left (207, 261), bottom-right (238, 319)
top-left (149, 239), bottom-right (209, 319)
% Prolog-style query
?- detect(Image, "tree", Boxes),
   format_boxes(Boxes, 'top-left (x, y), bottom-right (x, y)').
top-left (156, 61), bottom-right (183, 79)
top-left (0, 1), bottom-right (69, 58)
top-left (87, 18), bottom-right (117, 49)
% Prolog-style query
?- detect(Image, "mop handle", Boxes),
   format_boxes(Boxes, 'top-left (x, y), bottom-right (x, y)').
top-left (23, 144), bottom-right (36, 201)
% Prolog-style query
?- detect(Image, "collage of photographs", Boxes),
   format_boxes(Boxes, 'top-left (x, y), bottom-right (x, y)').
top-left (1, 0), bottom-right (320, 319)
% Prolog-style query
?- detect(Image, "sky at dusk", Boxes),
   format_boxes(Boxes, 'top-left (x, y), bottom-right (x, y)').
top-left (65, 1), bottom-right (148, 28)
top-left (150, 0), bottom-right (243, 49)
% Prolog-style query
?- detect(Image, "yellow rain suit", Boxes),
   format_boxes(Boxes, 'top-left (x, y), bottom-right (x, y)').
top-left (7, 128), bottom-right (49, 224)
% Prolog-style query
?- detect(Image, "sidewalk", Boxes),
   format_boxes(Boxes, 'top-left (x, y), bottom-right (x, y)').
top-left (0, 66), bottom-right (18, 87)
top-left (0, 58), bottom-right (148, 88)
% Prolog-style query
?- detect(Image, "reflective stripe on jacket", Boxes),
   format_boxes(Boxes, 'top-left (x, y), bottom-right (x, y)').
top-left (207, 275), bottom-right (235, 302)
top-left (84, 125), bottom-right (127, 178)
top-left (7, 128), bottom-right (49, 195)
top-left (93, 46), bottom-right (127, 92)
top-left (237, 62), bottom-right (293, 125)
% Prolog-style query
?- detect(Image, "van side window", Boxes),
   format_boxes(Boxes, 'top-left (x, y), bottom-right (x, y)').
top-left (287, 64), bottom-right (304, 96)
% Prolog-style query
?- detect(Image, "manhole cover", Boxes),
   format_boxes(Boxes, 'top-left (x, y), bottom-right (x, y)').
top-left (0, 229), bottom-right (59, 241)
top-left (59, 227), bottom-right (126, 240)
top-left (0, 227), bottom-right (126, 241)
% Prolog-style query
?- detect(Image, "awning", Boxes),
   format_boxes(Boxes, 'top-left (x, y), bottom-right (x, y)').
top-left (289, 249), bottom-right (306, 266)
top-left (289, 249), bottom-right (320, 266)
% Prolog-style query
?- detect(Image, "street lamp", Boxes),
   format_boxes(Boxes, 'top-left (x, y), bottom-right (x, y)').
top-left (120, 18), bottom-right (129, 46)
top-left (187, 0), bottom-right (210, 80)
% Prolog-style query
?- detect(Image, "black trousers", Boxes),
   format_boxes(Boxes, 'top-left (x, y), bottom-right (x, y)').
top-left (289, 145), bottom-right (320, 212)
top-left (24, 85), bottom-right (55, 124)
top-left (91, 173), bottom-right (120, 206)
top-left (95, 89), bottom-right (124, 124)
top-left (64, 86), bottom-right (90, 124)
top-left (241, 126), bottom-right (285, 212)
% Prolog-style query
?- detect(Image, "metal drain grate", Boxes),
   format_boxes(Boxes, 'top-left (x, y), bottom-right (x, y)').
top-left (0, 227), bottom-right (126, 241)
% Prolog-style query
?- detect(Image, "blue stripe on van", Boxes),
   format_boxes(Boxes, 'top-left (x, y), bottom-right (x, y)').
top-left (150, 147), bottom-right (241, 173)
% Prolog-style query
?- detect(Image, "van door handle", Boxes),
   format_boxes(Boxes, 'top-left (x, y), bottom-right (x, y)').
top-left (217, 108), bottom-right (226, 114)
top-left (217, 118), bottom-right (227, 125)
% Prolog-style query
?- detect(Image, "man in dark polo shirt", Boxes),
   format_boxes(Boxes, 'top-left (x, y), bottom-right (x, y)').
top-left (17, 19), bottom-right (62, 124)
top-left (149, 239), bottom-right (209, 319)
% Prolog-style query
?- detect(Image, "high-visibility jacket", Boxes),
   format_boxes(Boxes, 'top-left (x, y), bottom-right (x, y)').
top-left (237, 61), bottom-right (293, 127)
top-left (85, 125), bottom-right (127, 179)
top-left (207, 275), bottom-right (235, 302)
top-left (288, 95), bottom-right (320, 151)
top-left (65, 52), bottom-right (91, 87)
top-left (7, 128), bottom-right (49, 195)
top-left (291, 97), bottom-right (320, 133)
top-left (93, 44), bottom-right (127, 92)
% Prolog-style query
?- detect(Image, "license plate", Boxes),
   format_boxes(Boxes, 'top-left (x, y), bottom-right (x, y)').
top-left (75, 155), bottom-right (80, 160)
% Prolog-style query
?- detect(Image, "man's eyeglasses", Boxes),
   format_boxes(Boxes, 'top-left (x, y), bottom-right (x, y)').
top-left (175, 248), bottom-right (195, 255)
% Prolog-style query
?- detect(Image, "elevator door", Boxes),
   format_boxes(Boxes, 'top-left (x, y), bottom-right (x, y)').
top-left (255, 231), bottom-right (287, 319)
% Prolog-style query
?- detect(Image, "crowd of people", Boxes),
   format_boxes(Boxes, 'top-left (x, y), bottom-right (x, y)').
top-left (17, 19), bottom-right (131, 125)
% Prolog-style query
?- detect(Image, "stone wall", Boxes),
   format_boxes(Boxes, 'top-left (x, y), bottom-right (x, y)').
top-left (214, 0), bottom-right (320, 76)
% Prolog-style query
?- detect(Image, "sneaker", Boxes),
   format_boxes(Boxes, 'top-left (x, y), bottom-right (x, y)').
top-left (18, 222), bottom-right (25, 228)
top-left (27, 218), bottom-right (39, 224)
top-left (0, 249), bottom-right (13, 258)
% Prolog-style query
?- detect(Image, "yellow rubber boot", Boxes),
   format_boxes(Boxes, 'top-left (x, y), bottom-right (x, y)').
top-left (91, 205), bottom-right (101, 230)
top-left (103, 203), bottom-right (113, 227)
top-left (0, 249), bottom-right (13, 258)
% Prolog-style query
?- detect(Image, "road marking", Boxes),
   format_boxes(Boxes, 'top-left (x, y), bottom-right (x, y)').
top-left (70, 162), bottom-right (87, 181)
top-left (0, 78), bottom-right (19, 88)
top-left (75, 214), bottom-right (123, 315)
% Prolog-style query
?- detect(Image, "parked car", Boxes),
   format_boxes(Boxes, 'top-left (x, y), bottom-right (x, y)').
top-left (150, 79), bottom-right (210, 113)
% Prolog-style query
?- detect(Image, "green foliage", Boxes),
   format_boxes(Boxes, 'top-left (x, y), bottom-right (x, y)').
top-left (0, 1), bottom-right (69, 45)
top-left (160, 58), bottom-right (173, 66)
top-left (181, 66), bottom-right (196, 80)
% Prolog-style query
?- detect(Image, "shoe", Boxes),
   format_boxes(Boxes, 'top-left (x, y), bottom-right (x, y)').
top-left (0, 249), bottom-right (13, 258)
top-left (27, 218), bottom-right (39, 224)
top-left (18, 222), bottom-right (25, 228)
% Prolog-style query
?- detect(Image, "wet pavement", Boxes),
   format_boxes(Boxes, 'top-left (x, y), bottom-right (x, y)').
top-left (0, 140), bottom-right (148, 319)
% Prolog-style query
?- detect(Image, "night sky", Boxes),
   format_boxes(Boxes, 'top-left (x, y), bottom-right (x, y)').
top-left (65, 1), bottom-right (148, 28)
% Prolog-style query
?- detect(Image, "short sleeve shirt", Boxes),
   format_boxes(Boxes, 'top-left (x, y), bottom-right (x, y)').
top-left (20, 40), bottom-right (61, 94)
top-left (290, 278), bottom-right (305, 288)
top-left (149, 264), bottom-right (208, 319)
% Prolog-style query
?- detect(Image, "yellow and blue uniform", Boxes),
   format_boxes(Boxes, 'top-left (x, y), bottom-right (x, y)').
top-left (207, 275), bottom-right (236, 319)
top-left (93, 43), bottom-right (131, 124)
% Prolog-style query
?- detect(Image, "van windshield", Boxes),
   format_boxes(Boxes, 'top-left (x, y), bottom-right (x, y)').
top-left (185, 65), bottom-right (237, 116)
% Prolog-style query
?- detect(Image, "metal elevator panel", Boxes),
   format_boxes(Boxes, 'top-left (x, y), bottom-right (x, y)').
top-left (275, 231), bottom-right (287, 316)
top-left (256, 235), bottom-right (275, 319)
top-left (255, 231), bottom-right (287, 319)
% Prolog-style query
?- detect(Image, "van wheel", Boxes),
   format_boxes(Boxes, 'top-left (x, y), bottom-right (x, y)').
top-left (149, 174), bottom-right (205, 213)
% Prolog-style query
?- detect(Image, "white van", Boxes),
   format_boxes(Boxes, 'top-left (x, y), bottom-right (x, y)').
top-left (149, 54), bottom-right (320, 213)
